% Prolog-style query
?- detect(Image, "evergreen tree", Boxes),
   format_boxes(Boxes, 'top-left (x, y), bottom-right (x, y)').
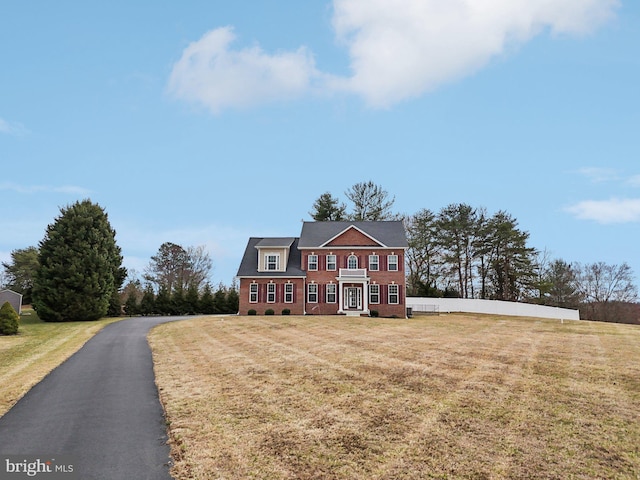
top-left (171, 285), bottom-right (187, 315)
top-left (0, 301), bottom-right (20, 335)
top-left (199, 283), bottom-right (215, 314)
top-left (155, 285), bottom-right (171, 315)
top-left (124, 290), bottom-right (140, 316)
top-left (32, 200), bottom-right (126, 322)
top-left (212, 285), bottom-right (227, 313)
top-left (185, 283), bottom-right (200, 314)
top-left (1, 246), bottom-right (39, 304)
top-left (140, 284), bottom-right (156, 316)
top-left (309, 192), bottom-right (347, 221)
top-left (226, 286), bottom-right (239, 314)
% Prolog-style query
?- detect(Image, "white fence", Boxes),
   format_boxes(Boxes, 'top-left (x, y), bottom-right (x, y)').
top-left (407, 297), bottom-right (580, 321)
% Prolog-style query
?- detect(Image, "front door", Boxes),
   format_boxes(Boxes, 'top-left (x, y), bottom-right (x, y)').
top-left (345, 287), bottom-right (362, 310)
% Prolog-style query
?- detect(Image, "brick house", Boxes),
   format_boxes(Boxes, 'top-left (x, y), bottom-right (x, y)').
top-left (236, 221), bottom-right (408, 317)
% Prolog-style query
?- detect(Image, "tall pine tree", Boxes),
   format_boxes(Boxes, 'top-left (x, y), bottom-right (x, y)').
top-left (32, 200), bottom-right (126, 322)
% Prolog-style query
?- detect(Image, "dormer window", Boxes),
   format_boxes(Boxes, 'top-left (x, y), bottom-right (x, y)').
top-left (265, 254), bottom-right (280, 271)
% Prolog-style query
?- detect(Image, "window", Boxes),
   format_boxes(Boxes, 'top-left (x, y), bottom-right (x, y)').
top-left (308, 254), bottom-right (318, 271)
top-left (369, 255), bottom-right (379, 271)
top-left (267, 283), bottom-right (276, 303)
top-left (348, 255), bottom-right (358, 269)
top-left (326, 284), bottom-right (336, 303)
top-left (265, 254), bottom-right (280, 271)
top-left (249, 283), bottom-right (258, 303)
top-left (326, 254), bottom-right (337, 271)
top-left (308, 283), bottom-right (318, 303)
top-left (369, 284), bottom-right (380, 304)
top-left (284, 283), bottom-right (294, 303)
top-left (388, 254), bottom-right (398, 271)
top-left (388, 284), bottom-right (399, 304)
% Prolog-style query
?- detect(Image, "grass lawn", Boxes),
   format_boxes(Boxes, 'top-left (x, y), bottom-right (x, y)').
top-left (149, 314), bottom-right (640, 480)
top-left (0, 308), bottom-right (123, 417)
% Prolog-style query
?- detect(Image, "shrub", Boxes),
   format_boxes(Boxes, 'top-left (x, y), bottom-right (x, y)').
top-left (265, 309), bottom-right (275, 316)
top-left (0, 302), bottom-right (20, 335)
top-left (248, 309), bottom-right (257, 316)
top-left (369, 310), bottom-right (379, 317)
top-left (282, 308), bottom-right (291, 315)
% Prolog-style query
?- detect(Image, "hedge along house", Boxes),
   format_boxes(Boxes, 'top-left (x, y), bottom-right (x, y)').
top-left (236, 221), bottom-right (408, 317)
top-left (0, 289), bottom-right (23, 315)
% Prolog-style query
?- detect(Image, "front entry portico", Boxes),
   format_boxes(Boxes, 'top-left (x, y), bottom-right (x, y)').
top-left (337, 268), bottom-right (369, 316)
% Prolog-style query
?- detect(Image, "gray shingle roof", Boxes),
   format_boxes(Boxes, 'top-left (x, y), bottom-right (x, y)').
top-left (255, 237), bottom-right (296, 248)
top-left (236, 237), bottom-right (305, 277)
top-left (298, 221), bottom-right (408, 248)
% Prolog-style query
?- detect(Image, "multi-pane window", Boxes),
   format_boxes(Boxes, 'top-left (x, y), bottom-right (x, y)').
top-left (369, 284), bottom-right (380, 304)
top-left (388, 284), bottom-right (399, 304)
top-left (308, 283), bottom-right (318, 303)
top-left (388, 254), bottom-right (398, 271)
top-left (308, 254), bottom-right (318, 271)
top-left (369, 255), bottom-right (379, 271)
top-left (249, 283), bottom-right (258, 303)
top-left (265, 254), bottom-right (280, 271)
top-left (284, 283), bottom-right (294, 303)
top-left (326, 284), bottom-right (337, 303)
top-left (348, 255), bottom-right (358, 269)
top-left (267, 283), bottom-right (276, 303)
top-left (326, 254), bottom-right (337, 271)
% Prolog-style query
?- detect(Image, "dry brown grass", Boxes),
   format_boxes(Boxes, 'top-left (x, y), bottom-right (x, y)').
top-left (149, 314), bottom-right (640, 479)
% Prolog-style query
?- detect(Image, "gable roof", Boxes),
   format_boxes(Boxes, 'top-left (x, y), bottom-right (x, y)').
top-left (236, 237), bottom-right (305, 277)
top-left (298, 221), bottom-right (408, 249)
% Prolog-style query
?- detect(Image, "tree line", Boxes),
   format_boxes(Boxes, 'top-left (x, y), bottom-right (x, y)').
top-left (0, 200), bottom-right (237, 322)
top-left (310, 181), bottom-right (639, 323)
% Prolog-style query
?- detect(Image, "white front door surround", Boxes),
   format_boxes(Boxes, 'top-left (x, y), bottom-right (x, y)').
top-left (337, 274), bottom-right (369, 315)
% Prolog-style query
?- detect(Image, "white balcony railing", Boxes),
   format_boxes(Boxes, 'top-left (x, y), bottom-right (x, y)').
top-left (338, 268), bottom-right (368, 278)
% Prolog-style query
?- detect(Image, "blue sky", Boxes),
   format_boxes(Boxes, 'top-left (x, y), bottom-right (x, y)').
top-left (1, 0), bottom-right (639, 287)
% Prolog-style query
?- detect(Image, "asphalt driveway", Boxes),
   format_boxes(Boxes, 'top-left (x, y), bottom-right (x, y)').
top-left (0, 316), bottom-right (186, 480)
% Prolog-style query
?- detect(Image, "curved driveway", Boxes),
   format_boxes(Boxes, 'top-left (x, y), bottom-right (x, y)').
top-left (0, 316), bottom-right (186, 480)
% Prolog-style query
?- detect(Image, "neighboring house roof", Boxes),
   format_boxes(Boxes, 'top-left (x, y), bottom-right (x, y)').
top-left (298, 221), bottom-right (408, 249)
top-left (236, 237), bottom-right (305, 277)
top-left (0, 289), bottom-right (23, 314)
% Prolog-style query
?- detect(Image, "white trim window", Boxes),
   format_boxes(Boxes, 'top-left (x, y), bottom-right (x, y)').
top-left (265, 254), bottom-right (280, 271)
top-left (369, 284), bottom-right (380, 304)
top-left (369, 255), bottom-right (379, 271)
top-left (388, 284), bottom-right (399, 304)
top-left (348, 255), bottom-right (358, 269)
top-left (388, 254), bottom-right (398, 271)
top-left (326, 254), bottom-right (337, 271)
top-left (284, 283), bottom-right (294, 303)
top-left (267, 283), bottom-right (276, 303)
top-left (249, 283), bottom-right (258, 303)
top-left (326, 283), bottom-right (337, 303)
top-left (308, 254), bottom-right (318, 271)
top-left (308, 283), bottom-right (318, 303)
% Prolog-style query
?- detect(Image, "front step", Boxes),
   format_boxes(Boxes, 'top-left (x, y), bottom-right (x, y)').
top-left (345, 311), bottom-right (363, 317)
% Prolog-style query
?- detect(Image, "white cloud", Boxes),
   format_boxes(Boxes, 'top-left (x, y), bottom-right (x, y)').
top-left (576, 166), bottom-right (621, 183)
top-left (331, 0), bottom-right (619, 107)
top-left (0, 117), bottom-right (28, 136)
top-left (627, 175), bottom-right (640, 187)
top-left (0, 182), bottom-right (91, 195)
top-left (167, 26), bottom-right (323, 113)
top-left (566, 198), bottom-right (640, 223)
top-left (168, 0), bottom-right (618, 111)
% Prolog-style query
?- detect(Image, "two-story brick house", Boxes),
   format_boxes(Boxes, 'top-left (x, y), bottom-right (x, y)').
top-left (236, 221), bottom-right (408, 317)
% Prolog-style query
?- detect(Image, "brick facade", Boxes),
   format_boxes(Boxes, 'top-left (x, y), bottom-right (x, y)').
top-left (236, 221), bottom-right (408, 317)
